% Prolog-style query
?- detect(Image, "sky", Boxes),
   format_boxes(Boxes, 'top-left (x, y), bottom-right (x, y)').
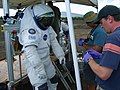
top-left (0, 9), bottom-right (17, 16)
top-left (0, 2), bottom-right (97, 16)
top-left (97, 0), bottom-right (120, 11)
top-left (0, 0), bottom-right (120, 17)
top-left (53, 2), bottom-right (97, 15)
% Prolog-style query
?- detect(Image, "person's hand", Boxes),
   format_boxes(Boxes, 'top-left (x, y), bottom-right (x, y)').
top-left (78, 38), bottom-right (85, 46)
top-left (83, 53), bottom-right (93, 63)
top-left (59, 57), bottom-right (66, 65)
top-left (87, 50), bottom-right (102, 59)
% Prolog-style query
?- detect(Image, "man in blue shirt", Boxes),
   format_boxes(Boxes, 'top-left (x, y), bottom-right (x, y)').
top-left (83, 5), bottom-right (120, 90)
top-left (78, 11), bottom-right (107, 90)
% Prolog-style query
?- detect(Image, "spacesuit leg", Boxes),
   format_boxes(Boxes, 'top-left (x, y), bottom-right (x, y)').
top-left (48, 75), bottom-right (58, 90)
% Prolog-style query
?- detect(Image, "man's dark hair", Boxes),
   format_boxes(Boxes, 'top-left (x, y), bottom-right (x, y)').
top-left (113, 14), bottom-right (120, 21)
top-left (104, 14), bottom-right (120, 22)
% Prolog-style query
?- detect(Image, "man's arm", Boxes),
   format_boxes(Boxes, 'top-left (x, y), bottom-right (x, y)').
top-left (83, 43), bottom-right (102, 52)
top-left (88, 59), bottom-right (113, 80)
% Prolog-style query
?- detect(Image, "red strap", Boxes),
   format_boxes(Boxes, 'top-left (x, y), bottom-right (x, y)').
top-left (103, 43), bottom-right (120, 54)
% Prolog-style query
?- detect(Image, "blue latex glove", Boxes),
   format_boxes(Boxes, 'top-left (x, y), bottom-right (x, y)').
top-left (78, 38), bottom-right (85, 46)
top-left (83, 52), bottom-right (93, 63)
top-left (87, 50), bottom-right (102, 59)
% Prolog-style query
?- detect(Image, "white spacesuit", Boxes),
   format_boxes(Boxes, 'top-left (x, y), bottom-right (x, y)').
top-left (61, 21), bottom-right (69, 32)
top-left (18, 4), bottom-right (65, 90)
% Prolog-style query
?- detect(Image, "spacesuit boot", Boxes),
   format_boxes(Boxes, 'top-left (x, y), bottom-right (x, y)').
top-left (35, 83), bottom-right (48, 90)
top-left (47, 75), bottom-right (58, 90)
top-left (47, 81), bottom-right (58, 90)
top-left (49, 83), bottom-right (58, 90)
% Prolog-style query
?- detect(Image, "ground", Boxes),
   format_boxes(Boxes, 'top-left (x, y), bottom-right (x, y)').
top-left (0, 31), bottom-right (5, 60)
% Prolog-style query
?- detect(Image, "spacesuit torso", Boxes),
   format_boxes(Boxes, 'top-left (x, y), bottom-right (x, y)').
top-left (37, 29), bottom-right (50, 63)
top-left (19, 26), bottom-right (58, 86)
top-left (19, 26), bottom-right (58, 60)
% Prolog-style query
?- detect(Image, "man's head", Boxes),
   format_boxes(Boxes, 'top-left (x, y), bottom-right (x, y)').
top-left (94, 5), bottom-right (120, 24)
top-left (94, 5), bottom-right (120, 33)
top-left (31, 4), bottom-right (54, 30)
top-left (83, 11), bottom-right (97, 23)
top-left (83, 11), bottom-right (97, 27)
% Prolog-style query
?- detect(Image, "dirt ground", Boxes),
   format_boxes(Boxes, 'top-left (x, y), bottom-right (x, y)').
top-left (73, 19), bottom-right (91, 52)
top-left (0, 31), bottom-right (5, 60)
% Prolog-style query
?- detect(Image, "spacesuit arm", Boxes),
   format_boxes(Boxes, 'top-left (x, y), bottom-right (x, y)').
top-left (49, 27), bottom-right (65, 60)
top-left (24, 45), bottom-right (46, 75)
top-left (51, 38), bottom-right (65, 58)
top-left (24, 45), bottom-right (40, 67)
top-left (51, 37), bottom-right (66, 64)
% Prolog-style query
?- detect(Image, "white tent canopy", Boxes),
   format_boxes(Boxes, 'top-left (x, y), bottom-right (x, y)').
top-left (0, 0), bottom-right (98, 9)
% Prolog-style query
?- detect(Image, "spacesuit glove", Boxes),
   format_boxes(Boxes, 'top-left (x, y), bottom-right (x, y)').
top-left (78, 38), bottom-right (85, 46)
top-left (59, 57), bottom-right (66, 65)
top-left (83, 52), bottom-right (93, 63)
top-left (87, 50), bottom-right (102, 59)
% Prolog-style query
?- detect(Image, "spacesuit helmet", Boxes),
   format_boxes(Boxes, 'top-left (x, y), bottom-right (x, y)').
top-left (31, 4), bottom-right (54, 30)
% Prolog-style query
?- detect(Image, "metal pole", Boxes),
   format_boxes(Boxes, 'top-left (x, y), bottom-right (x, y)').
top-left (64, 0), bottom-right (82, 90)
top-left (2, 0), bottom-right (9, 15)
top-left (2, 0), bottom-right (14, 90)
top-left (4, 24), bottom-right (14, 90)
